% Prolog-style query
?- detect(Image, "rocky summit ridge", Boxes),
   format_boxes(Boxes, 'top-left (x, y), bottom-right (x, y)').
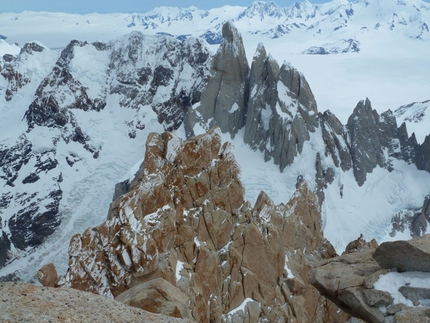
top-left (39, 127), bottom-right (348, 322)
top-left (37, 125), bottom-right (430, 322)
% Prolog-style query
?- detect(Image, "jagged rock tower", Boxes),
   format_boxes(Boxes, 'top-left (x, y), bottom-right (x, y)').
top-left (49, 128), bottom-right (348, 322)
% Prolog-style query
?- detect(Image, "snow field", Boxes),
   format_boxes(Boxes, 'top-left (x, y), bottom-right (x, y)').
top-left (375, 271), bottom-right (430, 307)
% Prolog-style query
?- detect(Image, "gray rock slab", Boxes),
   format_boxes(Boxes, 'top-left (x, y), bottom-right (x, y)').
top-left (362, 288), bottom-right (393, 307)
top-left (399, 286), bottom-right (430, 302)
top-left (373, 235), bottom-right (430, 272)
top-left (386, 303), bottom-right (407, 315)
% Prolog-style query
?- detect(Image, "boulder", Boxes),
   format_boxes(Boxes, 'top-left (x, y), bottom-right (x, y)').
top-left (362, 289), bottom-right (393, 307)
top-left (386, 303), bottom-right (407, 315)
top-left (394, 307), bottom-right (430, 323)
top-left (310, 249), bottom-right (384, 323)
top-left (373, 235), bottom-right (430, 272)
top-left (311, 234), bottom-right (430, 323)
top-left (398, 286), bottom-right (430, 303)
top-left (116, 278), bottom-right (192, 319)
top-left (36, 263), bottom-right (58, 287)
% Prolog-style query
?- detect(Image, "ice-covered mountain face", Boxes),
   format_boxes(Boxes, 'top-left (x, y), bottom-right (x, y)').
top-left (395, 100), bottom-right (430, 144)
top-left (0, 18), bottom-right (429, 284)
top-left (0, 33), bottom-right (211, 278)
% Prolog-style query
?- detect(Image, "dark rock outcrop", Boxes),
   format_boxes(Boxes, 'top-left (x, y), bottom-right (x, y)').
top-left (388, 195), bottom-right (430, 239)
top-left (0, 135), bottom-right (62, 265)
top-left (0, 231), bottom-right (11, 268)
top-left (186, 21), bottom-right (249, 138)
top-left (302, 38), bottom-right (361, 55)
top-left (0, 42), bottom-right (52, 101)
top-left (25, 32), bottom-right (212, 147)
top-left (417, 135), bottom-right (430, 172)
top-left (346, 99), bottom-right (387, 185)
top-left (109, 32), bottom-right (211, 131)
top-left (345, 99), bottom-right (424, 186)
top-left (243, 43), bottom-right (318, 171)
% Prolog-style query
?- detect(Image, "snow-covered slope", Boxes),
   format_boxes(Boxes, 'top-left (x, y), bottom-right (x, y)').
top-left (395, 100), bottom-right (430, 143)
top-left (0, 33), bottom-right (211, 279)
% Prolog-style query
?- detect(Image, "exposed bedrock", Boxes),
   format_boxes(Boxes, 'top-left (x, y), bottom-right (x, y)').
top-left (43, 128), bottom-right (349, 322)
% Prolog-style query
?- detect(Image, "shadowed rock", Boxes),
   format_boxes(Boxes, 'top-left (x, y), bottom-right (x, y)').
top-left (190, 21), bottom-right (249, 138)
top-left (399, 286), bottom-right (430, 303)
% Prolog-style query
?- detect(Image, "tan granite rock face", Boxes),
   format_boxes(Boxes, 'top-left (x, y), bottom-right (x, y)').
top-left (0, 282), bottom-right (192, 323)
top-left (115, 278), bottom-right (192, 319)
top-left (36, 263), bottom-right (58, 287)
top-left (42, 127), bottom-right (349, 322)
top-left (343, 234), bottom-right (378, 255)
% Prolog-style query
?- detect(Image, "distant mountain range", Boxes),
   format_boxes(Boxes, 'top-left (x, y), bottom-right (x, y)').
top-left (1, 0), bottom-right (429, 51)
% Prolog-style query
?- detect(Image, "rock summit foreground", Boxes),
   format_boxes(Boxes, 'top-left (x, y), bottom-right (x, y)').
top-left (39, 127), bottom-right (349, 322)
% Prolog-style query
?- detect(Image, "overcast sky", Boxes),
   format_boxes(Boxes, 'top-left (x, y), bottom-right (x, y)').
top-left (2, 0), bottom-right (339, 14)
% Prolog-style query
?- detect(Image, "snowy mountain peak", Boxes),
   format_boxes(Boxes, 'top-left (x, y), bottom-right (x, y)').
top-left (395, 100), bottom-right (430, 143)
top-left (293, 0), bottom-right (315, 10)
top-left (239, 1), bottom-right (285, 20)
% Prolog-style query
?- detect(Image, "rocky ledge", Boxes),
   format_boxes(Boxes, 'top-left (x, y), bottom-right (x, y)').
top-left (311, 234), bottom-right (430, 323)
top-left (0, 282), bottom-right (191, 323)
